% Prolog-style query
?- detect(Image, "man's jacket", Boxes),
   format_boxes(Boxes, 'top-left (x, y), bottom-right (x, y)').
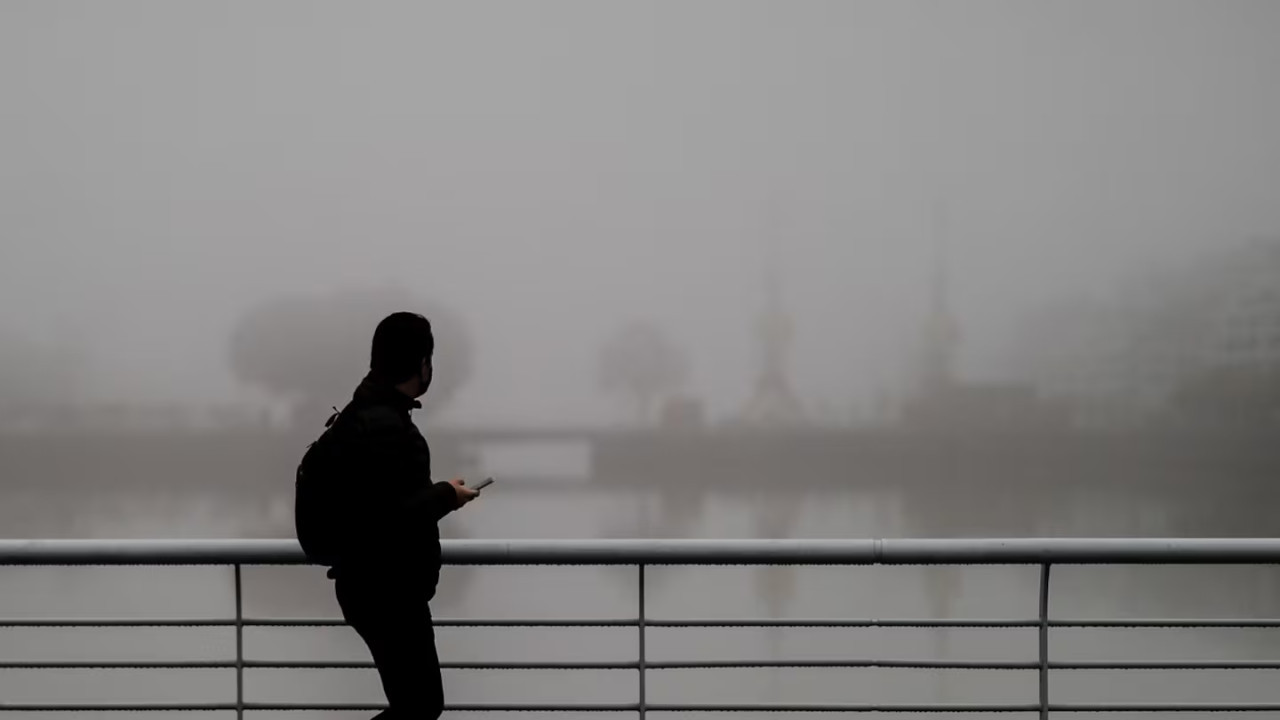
top-left (325, 372), bottom-right (460, 596)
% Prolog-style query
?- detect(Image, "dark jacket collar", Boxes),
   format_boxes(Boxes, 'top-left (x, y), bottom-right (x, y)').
top-left (353, 372), bottom-right (422, 412)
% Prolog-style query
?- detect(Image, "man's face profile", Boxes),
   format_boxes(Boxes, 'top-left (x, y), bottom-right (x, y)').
top-left (417, 355), bottom-right (433, 398)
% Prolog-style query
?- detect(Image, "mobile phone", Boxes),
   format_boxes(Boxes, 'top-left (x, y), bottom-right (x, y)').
top-left (472, 477), bottom-right (495, 491)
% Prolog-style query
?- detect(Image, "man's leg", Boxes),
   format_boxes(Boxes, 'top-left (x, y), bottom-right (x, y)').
top-left (365, 609), bottom-right (443, 719)
top-left (336, 577), bottom-right (444, 719)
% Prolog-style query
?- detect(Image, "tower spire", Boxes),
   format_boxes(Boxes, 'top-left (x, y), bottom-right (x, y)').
top-left (931, 201), bottom-right (950, 318)
top-left (921, 198), bottom-right (959, 393)
top-left (737, 201), bottom-right (805, 426)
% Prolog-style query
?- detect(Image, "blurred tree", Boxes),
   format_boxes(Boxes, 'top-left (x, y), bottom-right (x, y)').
top-left (597, 320), bottom-right (689, 424)
top-left (0, 328), bottom-right (87, 424)
top-left (228, 287), bottom-right (474, 428)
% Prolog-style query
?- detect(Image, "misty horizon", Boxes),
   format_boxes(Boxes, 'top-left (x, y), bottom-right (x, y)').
top-left (4, 0), bottom-right (1280, 426)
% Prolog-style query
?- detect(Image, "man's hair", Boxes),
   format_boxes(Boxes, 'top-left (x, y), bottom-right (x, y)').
top-left (370, 312), bottom-right (434, 382)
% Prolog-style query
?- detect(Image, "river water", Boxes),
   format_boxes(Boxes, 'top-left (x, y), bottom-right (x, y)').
top-left (4, 471), bottom-right (1280, 717)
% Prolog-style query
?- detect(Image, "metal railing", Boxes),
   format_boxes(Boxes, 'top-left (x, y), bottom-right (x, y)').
top-left (3, 538), bottom-right (1280, 715)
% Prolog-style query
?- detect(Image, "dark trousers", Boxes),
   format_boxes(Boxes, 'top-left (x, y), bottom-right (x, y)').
top-left (335, 574), bottom-right (444, 719)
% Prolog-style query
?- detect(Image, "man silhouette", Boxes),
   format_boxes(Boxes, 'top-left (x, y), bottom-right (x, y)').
top-left (327, 311), bottom-right (479, 719)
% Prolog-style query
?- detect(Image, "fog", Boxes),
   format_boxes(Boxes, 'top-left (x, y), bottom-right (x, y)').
top-left (4, 0), bottom-right (1280, 425)
top-left (4, 0), bottom-right (1280, 715)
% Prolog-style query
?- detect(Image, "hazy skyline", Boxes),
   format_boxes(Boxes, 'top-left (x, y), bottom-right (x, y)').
top-left (4, 0), bottom-right (1280, 424)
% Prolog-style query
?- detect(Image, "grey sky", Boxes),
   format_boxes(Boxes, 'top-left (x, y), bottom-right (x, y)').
top-left (3, 0), bottom-right (1279, 424)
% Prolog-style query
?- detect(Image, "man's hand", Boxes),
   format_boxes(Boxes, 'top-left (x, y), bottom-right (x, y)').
top-left (449, 478), bottom-right (479, 507)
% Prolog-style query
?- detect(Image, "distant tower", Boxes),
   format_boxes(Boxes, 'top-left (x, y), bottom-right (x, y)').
top-left (918, 202), bottom-right (960, 395)
top-left (738, 242), bottom-right (807, 426)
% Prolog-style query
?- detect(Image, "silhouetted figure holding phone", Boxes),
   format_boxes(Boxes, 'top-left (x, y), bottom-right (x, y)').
top-left (296, 312), bottom-right (479, 719)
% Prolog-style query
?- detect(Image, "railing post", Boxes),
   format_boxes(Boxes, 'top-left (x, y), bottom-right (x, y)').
top-left (638, 563), bottom-right (647, 720)
top-left (1038, 563), bottom-right (1051, 720)
top-left (234, 563), bottom-right (245, 720)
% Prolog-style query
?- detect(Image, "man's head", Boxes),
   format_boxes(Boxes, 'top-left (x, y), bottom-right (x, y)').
top-left (370, 312), bottom-right (434, 398)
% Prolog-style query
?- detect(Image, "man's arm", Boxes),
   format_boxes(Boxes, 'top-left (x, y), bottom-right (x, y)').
top-left (405, 479), bottom-right (464, 522)
top-left (353, 407), bottom-right (465, 522)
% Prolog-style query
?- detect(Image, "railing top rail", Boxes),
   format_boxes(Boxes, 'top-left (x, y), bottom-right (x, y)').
top-left (4, 538), bottom-right (1280, 566)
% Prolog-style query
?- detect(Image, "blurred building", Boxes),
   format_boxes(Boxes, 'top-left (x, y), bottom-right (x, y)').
top-left (1005, 238), bottom-right (1280, 429)
top-left (731, 258), bottom-right (808, 428)
top-left (1207, 266), bottom-right (1280, 370)
top-left (658, 395), bottom-right (707, 430)
top-left (898, 230), bottom-right (1069, 433)
top-left (0, 401), bottom-right (278, 435)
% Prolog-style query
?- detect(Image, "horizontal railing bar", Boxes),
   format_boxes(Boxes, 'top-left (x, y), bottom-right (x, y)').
top-left (0, 660), bottom-right (1037, 671)
top-left (11, 616), bottom-right (1280, 629)
top-left (9, 538), bottom-right (1280, 566)
top-left (644, 703), bottom-right (1039, 712)
top-left (659, 618), bottom-right (1280, 629)
top-left (0, 619), bottom-right (234, 628)
top-left (12, 703), bottom-right (1280, 713)
top-left (648, 618), bottom-right (1040, 628)
top-left (243, 660), bottom-right (638, 670)
top-left (1051, 703), bottom-right (1280, 712)
top-left (13, 616), bottom-right (1280, 629)
top-left (647, 703), bottom-right (1280, 713)
top-left (11, 539), bottom-right (1280, 718)
top-left (249, 702), bottom-right (1027, 713)
top-left (648, 660), bottom-right (1035, 670)
top-left (1052, 618), bottom-right (1280, 628)
top-left (9, 658), bottom-right (1280, 671)
top-left (376, 617), bottom-right (636, 628)
top-left (0, 617), bottom-right (1032, 629)
top-left (0, 661), bottom-right (233, 669)
top-left (247, 617), bottom-right (639, 628)
top-left (0, 704), bottom-right (237, 712)
top-left (249, 618), bottom-right (637, 628)
top-left (1052, 660), bottom-right (1280, 670)
top-left (0, 617), bottom-right (637, 628)
top-left (246, 702), bottom-right (641, 712)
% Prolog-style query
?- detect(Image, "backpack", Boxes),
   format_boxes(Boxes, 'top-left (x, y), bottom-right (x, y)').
top-left (294, 406), bottom-right (354, 566)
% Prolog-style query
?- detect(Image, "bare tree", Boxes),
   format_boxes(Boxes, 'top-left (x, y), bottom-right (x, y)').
top-left (228, 287), bottom-right (474, 427)
top-left (0, 329), bottom-right (87, 425)
top-left (597, 320), bottom-right (689, 424)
